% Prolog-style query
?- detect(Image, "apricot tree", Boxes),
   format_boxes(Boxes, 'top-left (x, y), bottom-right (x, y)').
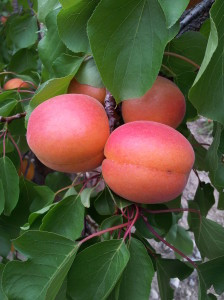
top-left (0, 0), bottom-right (223, 299)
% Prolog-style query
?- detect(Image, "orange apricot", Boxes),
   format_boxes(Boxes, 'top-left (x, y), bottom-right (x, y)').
top-left (3, 78), bottom-right (30, 90)
top-left (27, 94), bottom-right (110, 173)
top-left (122, 76), bottom-right (186, 128)
top-left (19, 159), bottom-right (35, 180)
top-left (68, 78), bottom-right (106, 105)
top-left (102, 121), bottom-right (195, 204)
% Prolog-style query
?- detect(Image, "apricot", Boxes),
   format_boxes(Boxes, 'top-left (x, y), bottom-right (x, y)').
top-left (19, 159), bottom-right (35, 180)
top-left (4, 78), bottom-right (30, 90)
top-left (27, 94), bottom-right (110, 173)
top-left (1, 16), bottom-right (7, 24)
top-left (122, 76), bottom-right (186, 128)
top-left (102, 121), bottom-right (195, 204)
top-left (68, 78), bottom-right (106, 105)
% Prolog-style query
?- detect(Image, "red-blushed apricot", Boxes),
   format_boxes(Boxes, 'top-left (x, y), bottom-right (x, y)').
top-left (122, 76), bottom-right (186, 128)
top-left (3, 78), bottom-right (30, 90)
top-left (1, 16), bottom-right (7, 24)
top-left (68, 78), bottom-right (106, 105)
top-left (102, 121), bottom-right (195, 204)
top-left (27, 94), bottom-right (110, 173)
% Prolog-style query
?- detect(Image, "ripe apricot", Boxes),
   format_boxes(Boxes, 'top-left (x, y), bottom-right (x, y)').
top-left (27, 94), bottom-right (110, 173)
top-left (68, 78), bottom-right (106, 105)
top-left (19, 159), bottom-right (35, 180)
top-left (102, 121), bottom-right (195, 204)
top-left (4, 78), bottom-right (30, 90)
top-left (1, 16), bottom-right (7, 24)
top-left (122, 76), bottom-right (186, 128)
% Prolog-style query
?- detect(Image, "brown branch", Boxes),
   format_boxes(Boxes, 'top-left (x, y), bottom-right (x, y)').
top-left (104, 91), bottom-right (122, 132)
top-left (0, 112), bottom-right (26, 124)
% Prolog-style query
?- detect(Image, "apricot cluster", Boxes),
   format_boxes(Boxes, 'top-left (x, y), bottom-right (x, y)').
top-left (27, 76), bottom-right (194, 204)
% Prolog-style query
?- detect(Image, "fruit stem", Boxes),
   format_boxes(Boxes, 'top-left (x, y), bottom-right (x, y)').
top-left (141, 207), bottom-right (201, 223)
top-left (78, 221), bottom-right (130, 245)
top-left (141, 215), bottom-right (198, 269)
top-left (161, 64), bottom-right (176, 77)
top-left (7, 132), bottom-right (23, 176)
top-left (2, 130), bottom-right (7, 157)
top-left (123, 205), bottom-right (139, 241)
top-left (164, 51), bottom-right (200, 70)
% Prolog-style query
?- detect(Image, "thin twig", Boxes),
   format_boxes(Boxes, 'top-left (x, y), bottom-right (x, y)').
top-left (141, 207), bottom-right (201, 223)
top-left (141, 215), bottom-right (198, 269)
top-left (7, 132), bottom-right (23, 176)
top-left (164, 52), bottom-right (200, 70)
top-left (79, 222), bottom-right (130, 245)
top-left (0, 112), bottom-right (26, 124)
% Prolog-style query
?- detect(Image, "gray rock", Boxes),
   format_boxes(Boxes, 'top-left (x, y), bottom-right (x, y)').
top-left (150, 288), bottom-right (159, 299)
top-left (170, 278), bottom-right (180, 289)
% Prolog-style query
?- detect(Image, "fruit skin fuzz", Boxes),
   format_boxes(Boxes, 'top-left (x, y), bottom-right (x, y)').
top-left (27, 94), bottom-right (110, 173)
top-left (122, 76), bottom-right (186, 128)
top-left (102, 121), bottom-right (195, 204)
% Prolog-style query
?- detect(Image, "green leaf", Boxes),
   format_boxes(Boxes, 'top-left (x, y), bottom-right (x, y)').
top-left (107, 188), bottom-right (131, 210)
top-left (6, 14), bottom-right (38, 52)
top-left (117, 238), bottom-right (154, 300)
top-left (190, 213), bottom-right (224, 259)
top-left (94, 187), bottom-right (116, 215)
top-left (75, 58), bottom-right (104, 88)
top-left (53, 54), bottom-right (84, 78)
top-left (40, 195), bottom-right (84, 241)
top-left (0, 91), bottom-right (18, 117)
top-left (21, 204), bottom-right (55, 230)
top-left (164, 31), bottom-right (207, 74)
top-left (88, 0), bottom-right (177, 102)
top-left (58, 0), bottom-right (99, 53)
top-left (0, 264), bottom-right (7, 300)
top-left (80, 187), bottom-right (96, 208)
top-left (0, 157), bottom-right (19, 216)
top-left (166, 224), bottom-right (193, 259)
top-left (136, 205), bottom-right (173, 238)
top-left (218, 190), bottom-right (224, 210)
top-left (0, 228), bottom-right (11, 257)
top-left (205, 123), bottom-right (224, 188)
top-left (188, 134), bottom-right (208, 171)
top-left (27, 74), bottom-right (73, 118)
top-left (156, 258), bottom-right (193, 300)
top-left (198, 256), bottom-right (224, 295)
top-left (37, 0), bottom-right (60, 23)
top-left (38, 9), bottom-right (66, 76)
top-left (194, 183), bottom-right (215, 216)
top-left (8, 48), bottom-right (38, 73)
top-left (189, 0), bottom-right (224, 124)
top-left (0, 179), bottom-right (5, 215)
top-left (19, 179), bottom-right (54, 213)
top-left (100, 215), bottom-right (123, 240)
top-left (159, 0), bottom-right (189, 28)
top-left (45, 172), bottom-right (71, 192)
top-left (67, 240), bottom-right (130, 300)
top-left (2, 231), bottom-right (78, 300)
